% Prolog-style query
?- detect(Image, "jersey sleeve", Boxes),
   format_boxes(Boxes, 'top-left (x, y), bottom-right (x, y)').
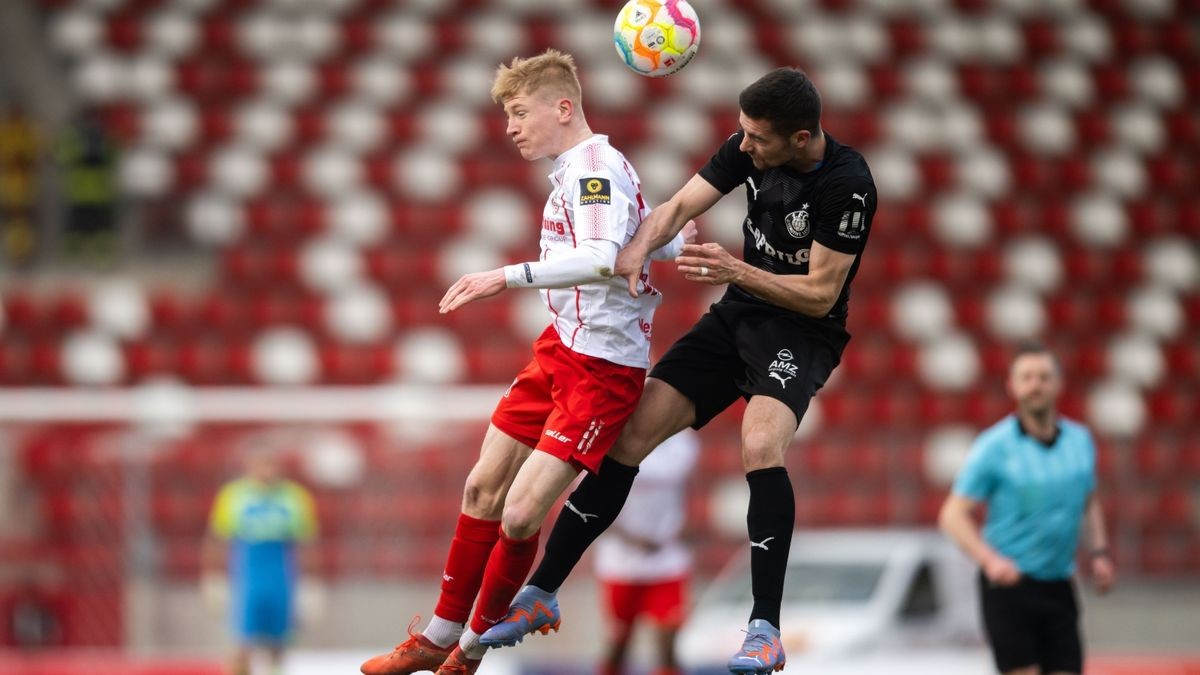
top-left (1081, 427), bottom-right (1098, 495)
top-left (566, 161), bottom-right (636, 245)
top-left (952, 434), bottom-right (999, 503)
top-left (811, 175), bottom-right (876, 255)
top-left (208, 482), bottom-right (239, 540)
top-left (698, 130), bottom-right (754, 194)
top-left (288, 482), bottom-right (319, 541)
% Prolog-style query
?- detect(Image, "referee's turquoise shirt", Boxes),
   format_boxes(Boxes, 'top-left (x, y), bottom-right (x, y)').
top-left (952, 415), bottom-right (1097, 580)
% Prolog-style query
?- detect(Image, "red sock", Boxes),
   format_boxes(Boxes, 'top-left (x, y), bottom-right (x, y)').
top-left (469, 530), bottom-right (540, 635)
top-left (433, 513), bottom-right (502, 623)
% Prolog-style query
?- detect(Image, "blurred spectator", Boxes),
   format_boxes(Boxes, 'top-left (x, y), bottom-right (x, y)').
top-left (0, 106), bottom-right (39, 267)
top-left (56, 112), bottom-right (117, 267)
top-left (594, 430), bottom-right (699, 675)
top-left (203, 448), bottom-right (323, 675)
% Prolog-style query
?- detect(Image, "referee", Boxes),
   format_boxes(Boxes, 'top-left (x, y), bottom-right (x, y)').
top-left (939, 341), bottom-right (1116, 675)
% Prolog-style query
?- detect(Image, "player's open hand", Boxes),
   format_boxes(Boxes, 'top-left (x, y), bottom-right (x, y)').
top-left (677, 242), bottom-right (741, 285)
top-left (439, 269), bottom-right (507, 313)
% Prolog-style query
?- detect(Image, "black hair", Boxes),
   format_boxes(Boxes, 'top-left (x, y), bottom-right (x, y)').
top-left (1011, 340), bottom-right (1061, 374)
top-left (738, 67), bottom-right (822, 139)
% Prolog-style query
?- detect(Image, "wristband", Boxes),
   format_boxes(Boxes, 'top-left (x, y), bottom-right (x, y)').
top-left (1090, 547), bottom-right (1110, 559)
top-left (503, 263), bottom-right (534, 288)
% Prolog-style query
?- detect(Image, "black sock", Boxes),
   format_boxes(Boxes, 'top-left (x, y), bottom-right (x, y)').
top-left (528, 456), bottom-right (639, 593)
top-left (746, 467), bottom-right (794, 628)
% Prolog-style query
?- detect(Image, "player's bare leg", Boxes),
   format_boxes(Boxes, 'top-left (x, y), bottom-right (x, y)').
top-left (654, 624), bottom-right (683, 675)
top-left (455, 451), bottom-right (580, 663)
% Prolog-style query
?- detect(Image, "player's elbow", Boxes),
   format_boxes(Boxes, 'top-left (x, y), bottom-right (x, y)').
top-left (937, 497), bottom-right (965, 536)
top-left (583, 241), bottom-right (618, 280)
top-left (814, 291), bottom-right (839, 316)
top-left (793, 288), bottom-right (838, 317)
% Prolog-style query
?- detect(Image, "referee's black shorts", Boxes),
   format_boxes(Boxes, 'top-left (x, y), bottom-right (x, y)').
top-left (979, 572), bottom-right (1083, 674)
top-left (648, 299), bottom-right (849, 429)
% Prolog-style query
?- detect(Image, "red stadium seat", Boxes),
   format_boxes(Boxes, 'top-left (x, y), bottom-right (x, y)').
top-left (318, 341), bottom-right (391, 384)
top-left (1020, 19), bottom-right (1059, 58)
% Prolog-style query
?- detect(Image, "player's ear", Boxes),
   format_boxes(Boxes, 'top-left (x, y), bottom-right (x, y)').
top-left (557, 98), bottom-right (573, 122)
top-left (790, 129), bottom-right (811, 149)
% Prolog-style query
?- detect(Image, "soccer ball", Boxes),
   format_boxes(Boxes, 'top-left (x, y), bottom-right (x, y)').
top-left (613, 0), bottom-right (701, 78)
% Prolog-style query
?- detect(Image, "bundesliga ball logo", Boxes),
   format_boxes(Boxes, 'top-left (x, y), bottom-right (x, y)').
top-left (613, 0), bottom-right (701, 78)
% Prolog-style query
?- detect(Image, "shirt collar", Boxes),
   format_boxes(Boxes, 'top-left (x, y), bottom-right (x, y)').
top-left (550, 134), bottom-right (607, 184)
top-left (1013, 415), bottom-right (1061, 448)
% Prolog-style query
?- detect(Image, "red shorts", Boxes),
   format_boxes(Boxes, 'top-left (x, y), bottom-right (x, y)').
top-left (491, 326), bottom-right (645, 474)
top-left (601, 577), bottom-right (688, 628)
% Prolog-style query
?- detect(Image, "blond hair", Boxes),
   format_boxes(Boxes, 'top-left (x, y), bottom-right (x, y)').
top-left (491, 49), bottom-right (582, 106)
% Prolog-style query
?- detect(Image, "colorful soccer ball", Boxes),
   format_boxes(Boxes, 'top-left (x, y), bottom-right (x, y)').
top-left (613, 0), bottom-right (701, 78)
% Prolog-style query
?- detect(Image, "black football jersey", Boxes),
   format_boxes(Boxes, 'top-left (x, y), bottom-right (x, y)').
top-left (698, 130), bottom-right (876, 324)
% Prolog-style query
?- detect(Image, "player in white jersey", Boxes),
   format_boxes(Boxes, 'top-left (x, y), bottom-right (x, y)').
top-left (525, 136), bottom-right (663, 368)
top-left (361, 49), bottom-right (693, 675)
top-left (594, 430), bottom-right (699, 675)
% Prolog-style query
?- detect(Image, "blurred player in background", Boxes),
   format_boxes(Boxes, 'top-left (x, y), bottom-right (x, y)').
top-left (203, 449), bottom-right (322, 675)
top-left (595, 430), bottom-right (698, 675)
top-left (940, 342), bottom-right (1117, 675)
top-left (481, 67), bottom-right (876, 675)
top-left (360, 48), bottom-right (693, 675)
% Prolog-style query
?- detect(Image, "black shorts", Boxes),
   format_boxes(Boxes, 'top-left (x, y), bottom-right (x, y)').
top-left (979, 572), bottom-right (1082, 674)
top-left (648, 299), bottom-right (849, 429)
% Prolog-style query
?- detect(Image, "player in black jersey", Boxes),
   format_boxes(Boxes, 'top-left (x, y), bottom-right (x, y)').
top-left (481, 68), bottom-right (876, 674)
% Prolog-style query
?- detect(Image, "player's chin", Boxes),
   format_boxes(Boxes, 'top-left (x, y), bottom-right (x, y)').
top-left (517, 145), bottom-right (542, 161)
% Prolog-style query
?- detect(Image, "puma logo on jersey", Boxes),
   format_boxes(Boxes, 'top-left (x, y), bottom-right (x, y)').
top-left (443, 573), bottom-right (454, 582)
top-left (750, 537), bottom-right (775, 551)
top-left (565, 500), bottom-right (598, 523)
top-left (852, 193), bottom-right (868, 207)
top-left (746, 177), bottom-right (761, 200)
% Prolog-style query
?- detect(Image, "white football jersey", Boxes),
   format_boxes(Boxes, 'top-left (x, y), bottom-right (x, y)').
top-left (594, 430), bottom-right (699, 582)
top-left (538, 134), bottom-right (661, 369)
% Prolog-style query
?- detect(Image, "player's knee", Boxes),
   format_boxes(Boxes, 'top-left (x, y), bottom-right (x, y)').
top-left (740, 432), bottom-right (785, 471)
top-left (610, 423), bottom-right (656, 465)
top-left (461, 475), bottom-right (505, 519)
top-left (500, 500), bottom-right (541, 539)
top-left (608, 438), bottom-right (645, 465)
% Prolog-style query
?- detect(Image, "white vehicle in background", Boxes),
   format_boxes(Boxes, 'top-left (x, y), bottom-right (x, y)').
top-left (678, 529), bottom-right (985, 670)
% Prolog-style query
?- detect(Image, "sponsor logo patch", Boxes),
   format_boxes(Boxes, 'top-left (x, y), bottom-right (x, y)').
top-left (578, 177), bottom-right (611, 205)
top-left (838, 210), bottom-right (866, 239)
top-left (768, 348), bottom-right (798, 389)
